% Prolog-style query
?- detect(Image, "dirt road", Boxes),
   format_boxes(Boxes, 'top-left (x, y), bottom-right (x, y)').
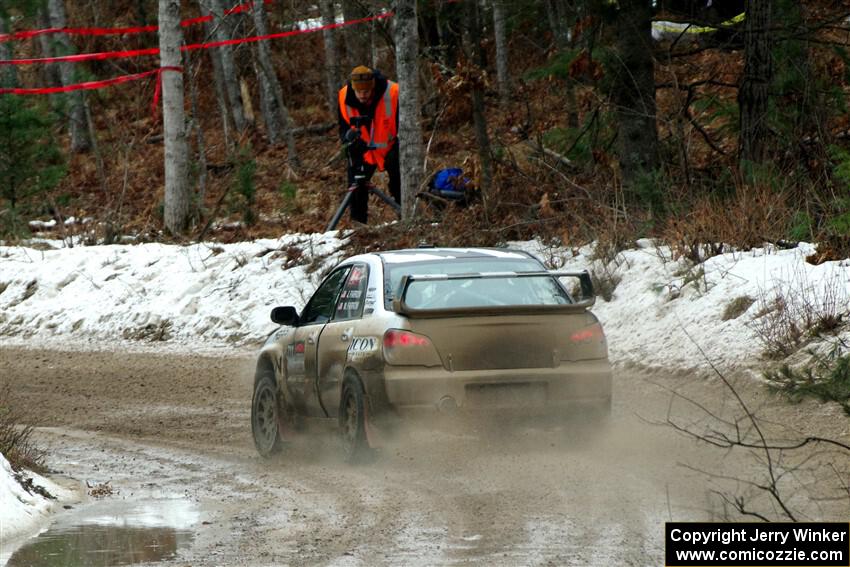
top-left (2, 347), bottom-right (848, 566)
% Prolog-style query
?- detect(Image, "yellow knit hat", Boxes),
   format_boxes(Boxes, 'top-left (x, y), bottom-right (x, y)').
top-left (350, 65), bottom-right (375, 90)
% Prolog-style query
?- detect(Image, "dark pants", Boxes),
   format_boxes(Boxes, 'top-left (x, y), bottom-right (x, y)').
top-left (346, 144), bottom-right (400, 224)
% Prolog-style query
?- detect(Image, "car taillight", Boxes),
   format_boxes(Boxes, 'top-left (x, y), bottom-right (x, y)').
top-left (570, 323), bottom-right (605, 344)
top-left (382, 329), bottom-right (442, 367)
top-left (384, 330), bottom-right (429, 348)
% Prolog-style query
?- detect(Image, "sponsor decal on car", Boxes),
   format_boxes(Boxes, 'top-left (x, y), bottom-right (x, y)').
top-left (286, 341), bottom-right (307, 373)
top-left (348, 337), bottom-right (378, 352)
top-left (347, 336), bottom-right (379, 361)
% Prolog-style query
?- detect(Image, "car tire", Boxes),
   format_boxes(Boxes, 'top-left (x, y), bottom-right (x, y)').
top-left (251, 375), bottom-right (283, 457)
top-left (340, 375), bottom-right (371, 463)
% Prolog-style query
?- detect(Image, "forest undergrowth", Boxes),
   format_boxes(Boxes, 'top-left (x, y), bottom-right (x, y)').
top-left (3, 0), bottom-right (850, 265)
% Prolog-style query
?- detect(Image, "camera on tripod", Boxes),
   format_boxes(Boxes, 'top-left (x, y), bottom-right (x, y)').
top-left (349, 115), bottom-right (371, 128)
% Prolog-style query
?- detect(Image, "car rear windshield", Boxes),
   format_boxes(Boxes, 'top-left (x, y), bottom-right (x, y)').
top-left (384, 257), bottom-right (572, 310)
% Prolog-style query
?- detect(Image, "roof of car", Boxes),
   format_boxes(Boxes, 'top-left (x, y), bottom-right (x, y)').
top-left (376, 247), bottom-right (537, 264)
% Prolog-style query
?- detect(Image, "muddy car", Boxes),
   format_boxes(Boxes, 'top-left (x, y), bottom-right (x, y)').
top-left (251, 247), bottom-right (612, 461)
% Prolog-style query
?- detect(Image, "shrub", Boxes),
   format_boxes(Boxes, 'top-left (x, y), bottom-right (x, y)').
top-left (748, 265), bottom-right (848, 358)
top-left (765, 351), bottom-right (850, 415)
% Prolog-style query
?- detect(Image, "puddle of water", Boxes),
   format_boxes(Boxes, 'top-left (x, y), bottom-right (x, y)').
top-left (3, 499), bottom-right (197, 567)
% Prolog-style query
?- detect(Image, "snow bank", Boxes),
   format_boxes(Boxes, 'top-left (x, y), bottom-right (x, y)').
top-left (512, 240), bottom-right (850, 372)
top-left (2, 235), bottom-right (849, 371)
top-left (0, 233), bottom-right (344, 351)
top-left (0, 452), bottom-right (77, 559)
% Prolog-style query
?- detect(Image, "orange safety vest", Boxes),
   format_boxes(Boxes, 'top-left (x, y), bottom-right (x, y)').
top-left (338, 81), bottom-right (399, 171)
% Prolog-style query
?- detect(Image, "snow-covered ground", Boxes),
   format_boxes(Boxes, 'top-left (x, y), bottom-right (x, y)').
top-left (1, 233), bottom-right (849, 542)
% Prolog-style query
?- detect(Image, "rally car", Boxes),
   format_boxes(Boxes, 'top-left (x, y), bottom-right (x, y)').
top-left (251, 247), bottom-right (612, 461)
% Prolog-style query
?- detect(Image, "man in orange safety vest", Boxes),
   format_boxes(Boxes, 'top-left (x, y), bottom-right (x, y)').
top-left (337, 65), bottom-right (400, 224)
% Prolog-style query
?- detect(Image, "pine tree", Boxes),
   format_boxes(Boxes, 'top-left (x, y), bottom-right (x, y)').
top-left (0, 98), bottom-right (65, 238)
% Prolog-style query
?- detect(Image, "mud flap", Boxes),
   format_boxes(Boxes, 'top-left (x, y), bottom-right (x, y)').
top-left (276, 388), bottom-right (297, 442)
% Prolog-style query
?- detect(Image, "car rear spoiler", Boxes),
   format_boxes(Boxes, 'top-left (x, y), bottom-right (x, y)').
top-left (392, 270), bottom-right (596, 318)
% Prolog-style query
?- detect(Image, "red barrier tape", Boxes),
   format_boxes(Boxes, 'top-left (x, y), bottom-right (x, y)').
top-left (0, 0), bottom-right (273, 43)
top-left (0, 11), bottom-right (392, 66)
top-left (0, 67), bottom-right (163, 95)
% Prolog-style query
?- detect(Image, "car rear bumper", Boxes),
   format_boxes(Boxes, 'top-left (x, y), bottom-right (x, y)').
top-left (378, 359), bottom-right (612, 415)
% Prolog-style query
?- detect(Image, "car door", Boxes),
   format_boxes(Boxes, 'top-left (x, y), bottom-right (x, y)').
top-left (285, 267), bottom-right (350, 416)
top-left (316, 264), bottom-right (370, 417)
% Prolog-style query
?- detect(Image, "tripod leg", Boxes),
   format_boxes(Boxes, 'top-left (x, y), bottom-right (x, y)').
top-left (326, 191), bottom-right (354, 232)
top-left (369, 187), bottom-right (401, 215)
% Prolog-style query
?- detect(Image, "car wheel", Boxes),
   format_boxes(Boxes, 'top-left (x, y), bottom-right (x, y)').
top-left (340, 376), bottom-right (371, 463)
top-left (251, 375), bottom-right (283, 457)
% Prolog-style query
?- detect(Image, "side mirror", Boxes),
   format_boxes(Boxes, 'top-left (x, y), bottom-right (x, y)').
top-left (270, 306), bottom-right (299, 326)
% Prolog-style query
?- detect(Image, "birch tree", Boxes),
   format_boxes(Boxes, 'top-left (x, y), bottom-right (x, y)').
top-left (320, 0), bottom-right (341, 115)
top-left (47, 0), bottom-right (90, 153)
top-left (491, 0), bottom-right (510, 105)
top-left (394, 0), bottom-right (424, 219)
top-left (207, 0), bottom-right (247, 134)
top-left (251, 1), bottom-right (299, 167)
top-left (158, 0), bottom-right (191, 235)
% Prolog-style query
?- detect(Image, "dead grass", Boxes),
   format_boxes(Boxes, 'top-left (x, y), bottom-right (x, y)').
top-left (721, 295), bottom-right (756, 321)
top-left (0, 383), bottom-right (46, 474)
top-left (748, 265), bottom-right (848, 358)
top-left (662, 185), bottom-right (792, 263)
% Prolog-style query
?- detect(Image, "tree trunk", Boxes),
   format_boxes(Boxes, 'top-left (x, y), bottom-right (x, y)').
top-left (465, 1), bottom-right (493, 203)
top-left (35, 11), bottom-right (61, 94)
top-left (0, 16), bottom-right (16, 88)
top-left (320, 0), bottom-right (341, 116)
top-left (613, 0), bottom-right (659, 201)
top-left (251, 1), bottom-right (299, 166)
top-left (200, 2), bottom-right (234, 148)
top-left (185, 51), bottom-right (208, 208)
top-left (545, 0), bottom-right (568, 49)
top-left (47, 0), bottom-right (91, 153)
top-left (208, 0), bottom-right (247, 133)
top-left (342, 0), bottom-right (371, 69)
top-left (394, 0), bottom-right (424, 220)
top-left (203, 27), bottom-right (235, 152)
top-left (491, 0), bottom-right (510, 106)
top-left (159, 0), bottom-right (191, 236)
top-left (739, 0), bottom-right (772, 166)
